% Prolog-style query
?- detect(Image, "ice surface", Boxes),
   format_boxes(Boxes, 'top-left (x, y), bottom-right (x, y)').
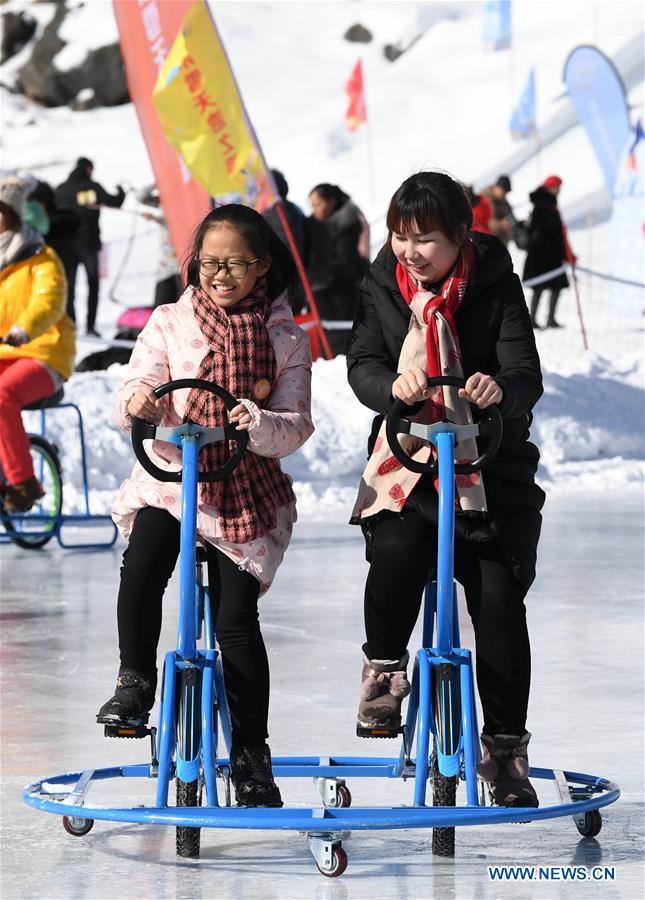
top-left (1, 494), bottom-right (643, 899)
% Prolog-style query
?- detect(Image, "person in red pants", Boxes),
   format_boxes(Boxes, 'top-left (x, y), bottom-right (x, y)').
top-left (0, 175), bottom-right (76, 512)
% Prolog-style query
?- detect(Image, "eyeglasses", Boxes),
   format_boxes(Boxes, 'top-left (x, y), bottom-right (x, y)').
top-left (196, 257), bottom-right (260, 279)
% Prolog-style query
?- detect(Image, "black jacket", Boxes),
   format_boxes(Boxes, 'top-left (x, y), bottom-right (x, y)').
top-left (522, 187), bottom-right (569, 291)
top-left (305, 200), bottom-right (367, 320)
top-left (56, 165), bottom-right (125, 252)
top-left (347, 232), bottom-right (545, 588)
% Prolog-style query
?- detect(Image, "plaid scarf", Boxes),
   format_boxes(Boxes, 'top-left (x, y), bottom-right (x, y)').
top-left (184, 279), bottom-right (295, 543)
top-left (352, 240), bottom-right (488, 520)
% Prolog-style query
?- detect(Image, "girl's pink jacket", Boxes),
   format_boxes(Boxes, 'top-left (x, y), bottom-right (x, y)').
top-left (112, 288), bottom-right (314, 593)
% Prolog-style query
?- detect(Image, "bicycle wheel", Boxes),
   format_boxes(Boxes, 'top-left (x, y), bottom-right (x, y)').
top-left (176, 777), bottom-right (202, 857)
top-left (176, 667), bottom-right (202, 857)
top-left (431, 753), bottom-right (457, 857)
top-left (1, 435), bottom-right (62, 549)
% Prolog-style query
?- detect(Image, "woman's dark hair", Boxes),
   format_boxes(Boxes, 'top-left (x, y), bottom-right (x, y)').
top-left (184, 203), bottom-right (298, 301)
top-left (29, 181), bottom-right (56, 215)
top-left (386, 172), bottom-right (473, 244)
top-left (309, 183), bottom-right (349, 209)
top-left (0, 200), bottom-right (21, 231)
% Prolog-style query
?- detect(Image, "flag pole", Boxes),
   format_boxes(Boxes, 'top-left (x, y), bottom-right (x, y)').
top-left (273, 201), bottom-right (334, 360)
top-left (569, 263), bottom-right (589, 351)
top-left (361, 58), bottom-right (376, 204)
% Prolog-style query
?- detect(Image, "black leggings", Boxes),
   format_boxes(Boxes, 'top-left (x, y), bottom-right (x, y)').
top-left (364, 508), bottom-right (531, 736)
top-left (117, 507), bottom-right (268, 745)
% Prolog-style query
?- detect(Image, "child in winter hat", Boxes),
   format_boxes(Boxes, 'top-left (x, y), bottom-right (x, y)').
top-left (0, 174), bottom-right (37, 221)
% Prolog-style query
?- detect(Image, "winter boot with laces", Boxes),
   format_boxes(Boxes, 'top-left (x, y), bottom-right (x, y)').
top-left (356, 649), bottom-right (410, 737)
top-left (96, 667), bottom-right (157, 727)
top-left (230, 742), bottom-right (283, 808)
top-left (477, 731), bottom-right (539, 808)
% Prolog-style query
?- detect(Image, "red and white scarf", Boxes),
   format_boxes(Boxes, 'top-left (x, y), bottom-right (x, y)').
top-left (184, 279), bottom-right (295, 543)
top-left (352, 241), bottom-right (488, 520)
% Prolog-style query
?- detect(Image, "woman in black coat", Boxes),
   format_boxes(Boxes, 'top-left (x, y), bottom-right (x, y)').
top-left (523, 177), bottom-right (571, 328)
top-left (347, 171), bottom-right (545, 809)
top-left (305, 184), bottom-right (369, 355)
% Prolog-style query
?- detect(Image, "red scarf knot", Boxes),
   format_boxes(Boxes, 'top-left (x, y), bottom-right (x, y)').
top-left (395, 240), bottom-right (476, 378)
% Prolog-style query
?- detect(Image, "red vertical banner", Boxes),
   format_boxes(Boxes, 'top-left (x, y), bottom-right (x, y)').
top-left (112, 0), bottom-right (211, 263)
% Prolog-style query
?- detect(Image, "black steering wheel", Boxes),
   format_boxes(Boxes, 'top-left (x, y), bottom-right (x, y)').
top-left (131, 379), bottom-right (248, 483)
top-left (385, 375), bottom-right (503, 475)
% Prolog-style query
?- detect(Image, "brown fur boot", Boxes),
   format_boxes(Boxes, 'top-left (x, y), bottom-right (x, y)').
top-left (357, 650), bottom-right (410, 734)
top-left (477, 732), bottom-right (539, 808)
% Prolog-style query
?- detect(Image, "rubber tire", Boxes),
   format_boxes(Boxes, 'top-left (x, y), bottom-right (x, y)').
top-left (62, 815), bottom-right (94, 836)
top-left (176, 778), bottom-right (201, 857)
top-left (2, 435), bottom-right (62, 549)
top-left (317, 845), bottom-right (348, 878)
top-left (576, 809), bottom-right (602, 838)
top-left (432, 759), bottom-right (457, 857)
top-left (335, 784), bottom-right (352, 809)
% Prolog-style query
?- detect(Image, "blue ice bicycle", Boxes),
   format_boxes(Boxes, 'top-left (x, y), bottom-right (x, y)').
top-left (23, 376), bottom-right (619, 877)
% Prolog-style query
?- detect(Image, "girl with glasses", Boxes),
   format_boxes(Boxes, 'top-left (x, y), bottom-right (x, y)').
top-left (98, 204), bottom-right (314, 808)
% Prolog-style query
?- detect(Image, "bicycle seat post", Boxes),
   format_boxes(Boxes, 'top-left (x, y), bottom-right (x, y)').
top-left (435, 431), bottom-right (455, 656)
top-left (177, 433), bottom-right (200, 662)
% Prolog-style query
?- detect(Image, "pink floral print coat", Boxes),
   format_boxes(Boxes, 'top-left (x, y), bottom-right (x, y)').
top-left (112, 288), bottom-right (314, 593)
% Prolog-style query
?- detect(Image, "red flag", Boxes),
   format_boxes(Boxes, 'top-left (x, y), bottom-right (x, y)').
top-left (345, 59), bottom-right (367, 131)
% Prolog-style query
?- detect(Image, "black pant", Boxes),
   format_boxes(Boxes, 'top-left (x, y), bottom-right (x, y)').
top-left (530, 287), bottom-right (561, 325)
top-left (117, 507), bottom-right (269, 745)
top-left (364, 508), bottom-right (531, 736)
top-left (59, 244), bottom-right (100, 331)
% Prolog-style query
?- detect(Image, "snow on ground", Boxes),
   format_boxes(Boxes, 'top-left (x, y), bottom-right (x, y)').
top-left (1, 0), bottom-right (644, 519)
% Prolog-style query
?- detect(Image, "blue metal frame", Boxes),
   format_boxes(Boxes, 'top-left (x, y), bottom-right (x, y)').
top-left (0, 401), bottom-right (118, 549)
top-left (22, 418), bottom-right (620, 848)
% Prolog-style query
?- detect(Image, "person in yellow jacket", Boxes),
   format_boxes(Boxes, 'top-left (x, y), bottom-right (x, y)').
top-left (0, 175), bottom-right (76, 513)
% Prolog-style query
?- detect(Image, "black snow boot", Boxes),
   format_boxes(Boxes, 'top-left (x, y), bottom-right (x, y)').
top-left (477, 732), bottom-right (539, 808)
top-left (96, 667), bottom-right (157, 726)
top-left (230, 742), bottom-right (283, 808)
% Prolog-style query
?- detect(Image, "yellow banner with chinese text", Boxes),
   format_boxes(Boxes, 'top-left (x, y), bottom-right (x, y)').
top-left (152, 0), bottom-right (275, 212)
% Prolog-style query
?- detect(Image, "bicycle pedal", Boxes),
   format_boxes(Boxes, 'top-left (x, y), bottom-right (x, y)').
top-left (103, 723), bottom-right (151, 740)
top-left (356, 724), bottom-right (403, 739)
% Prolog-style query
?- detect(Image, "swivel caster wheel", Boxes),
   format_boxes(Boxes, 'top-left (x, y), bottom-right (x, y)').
top-left (328, 784), bottom-right (352, 809)
top-left (316, 777), bottom-right (352, 809)
top-left (62, 814), bottom-right (94, 836)
top-left (576, 809), bottom-right (602, 838)
top-left (307, 833), bottom-right (348, 878)
top-left (317, 845), bottom-right (348, 878)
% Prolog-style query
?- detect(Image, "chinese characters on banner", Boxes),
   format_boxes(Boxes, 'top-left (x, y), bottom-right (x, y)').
top-left (152, 1), bottom-right (276, 212)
